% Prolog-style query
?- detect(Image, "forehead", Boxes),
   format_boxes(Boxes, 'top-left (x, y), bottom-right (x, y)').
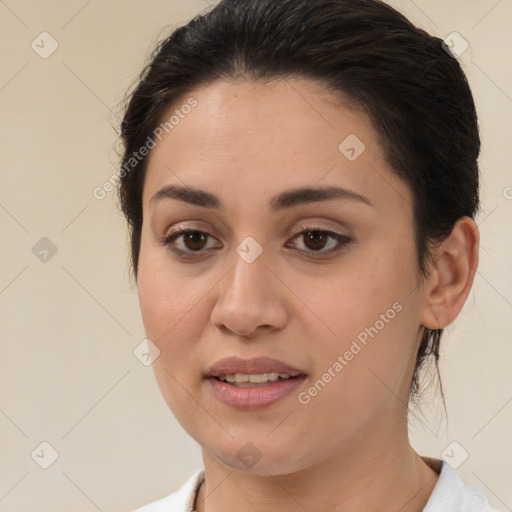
top-left (143, 78), bottom-right (410, 214)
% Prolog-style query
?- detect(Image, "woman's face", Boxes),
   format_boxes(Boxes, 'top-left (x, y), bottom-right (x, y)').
top-left (137, 78), bottom-right (429, 474)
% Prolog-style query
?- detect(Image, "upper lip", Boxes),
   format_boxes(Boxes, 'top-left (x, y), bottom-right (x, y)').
top-left (206, 357), bottom-right (305, 377)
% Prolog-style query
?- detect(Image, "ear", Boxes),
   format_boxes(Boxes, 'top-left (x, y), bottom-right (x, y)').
top-left (420, 217), bottom-right (480, 330)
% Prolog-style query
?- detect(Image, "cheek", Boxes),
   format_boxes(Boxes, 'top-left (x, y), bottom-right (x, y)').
top-left (291, 301), bottom-right (418, 454)
top-left (137, 243), bottom-right (214, 359)
top-left (137, 247), bottom-right (219, 433)
top-left (288, 247), bottom-right (420, 404)
top-left (285, 247), bottom-right (413, 344)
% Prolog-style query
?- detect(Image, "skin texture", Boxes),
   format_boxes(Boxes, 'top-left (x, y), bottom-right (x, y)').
top-left (136, 78), bottom-right (479, 511)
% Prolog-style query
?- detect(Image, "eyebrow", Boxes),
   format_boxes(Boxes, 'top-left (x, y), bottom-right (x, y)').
top-left (149, 184), bottom-right (373, 211)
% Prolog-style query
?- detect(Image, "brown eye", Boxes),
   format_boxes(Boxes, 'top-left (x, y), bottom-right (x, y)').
top-left (181, 231), bottom-right (208, 251)
top-left (302, 231), bottom-right (330, 251)
top-left (161, 229), bottom-right (222, 258)
top-left (288, 228), bottom-right (352, 257)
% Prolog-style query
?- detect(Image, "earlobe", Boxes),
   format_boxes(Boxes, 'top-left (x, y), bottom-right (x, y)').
top-left (420, 217), bottom-right (480, 330)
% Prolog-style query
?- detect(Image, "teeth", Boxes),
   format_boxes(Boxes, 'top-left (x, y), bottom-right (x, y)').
top-left (249, 374), bottom-right (267, 383)
top-left (217, 373), bottom-right (293, 384)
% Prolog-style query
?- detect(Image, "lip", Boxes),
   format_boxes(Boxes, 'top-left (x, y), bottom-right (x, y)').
top-left (205, 356), bottom-right (307, 410)
top-left (206, 356), bottom-right (304, 378)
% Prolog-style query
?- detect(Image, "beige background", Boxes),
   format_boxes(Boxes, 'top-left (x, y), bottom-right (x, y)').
top-left (0, 0), bottom-right (510, 510)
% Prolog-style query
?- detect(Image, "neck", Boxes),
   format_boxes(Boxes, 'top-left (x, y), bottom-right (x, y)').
top-left (195, 417), bottom-right (439, 512)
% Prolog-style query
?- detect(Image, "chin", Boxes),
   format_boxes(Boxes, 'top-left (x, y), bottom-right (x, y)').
top-left (200, 433), bottom-right (313, 476)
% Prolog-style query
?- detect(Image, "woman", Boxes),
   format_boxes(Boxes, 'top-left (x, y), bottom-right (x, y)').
top-left (119, 0), bottom-right (495, 510)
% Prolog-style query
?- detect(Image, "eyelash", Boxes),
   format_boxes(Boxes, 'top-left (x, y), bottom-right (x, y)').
top-left (159, 226), bottom-right (352, 260)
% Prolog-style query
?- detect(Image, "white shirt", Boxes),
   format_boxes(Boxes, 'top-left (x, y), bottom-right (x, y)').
top-left (133, 461), bottom-right (497, 511)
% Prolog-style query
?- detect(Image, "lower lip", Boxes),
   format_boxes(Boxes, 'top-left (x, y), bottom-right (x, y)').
top-left (207, 376), bottom-right (307, 410)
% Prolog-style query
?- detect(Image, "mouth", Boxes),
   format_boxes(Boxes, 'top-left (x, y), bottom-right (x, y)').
top-left (206, 356), bottom-right (305, 378)
top-left (205, 357), bottom-right (307, 409)
top-left (213, 372), bottom-right (302, 387)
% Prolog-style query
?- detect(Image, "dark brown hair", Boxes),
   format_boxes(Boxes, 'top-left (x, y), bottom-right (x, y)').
top-left (117, 0), bottom-right (480, 401)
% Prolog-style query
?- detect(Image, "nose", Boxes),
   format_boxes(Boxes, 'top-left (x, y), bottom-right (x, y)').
top-left (210, 247), bottom-right (289, 338)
